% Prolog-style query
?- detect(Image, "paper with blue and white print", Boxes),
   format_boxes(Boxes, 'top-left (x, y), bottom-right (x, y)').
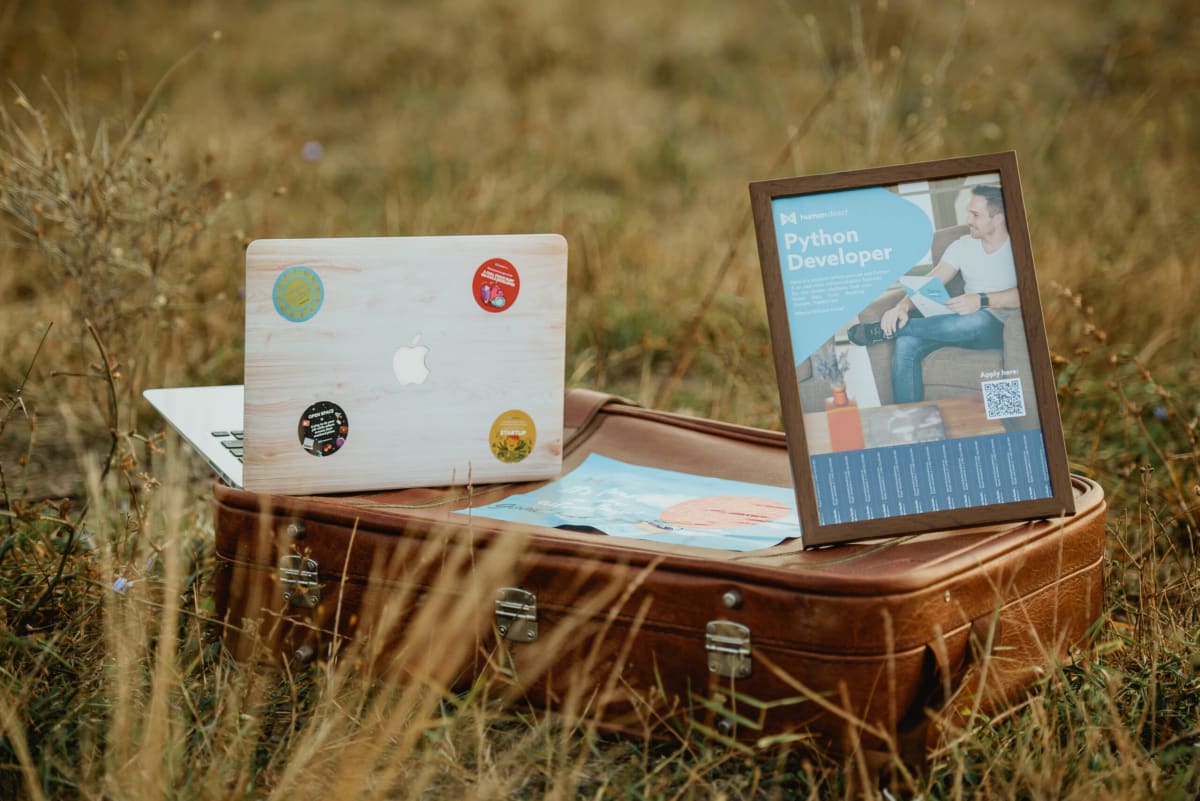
top-left (458, 454), bottom-right (801, 551)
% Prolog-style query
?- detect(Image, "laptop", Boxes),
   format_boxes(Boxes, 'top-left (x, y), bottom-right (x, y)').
top-left (145, 234), bottom-right (568, 494)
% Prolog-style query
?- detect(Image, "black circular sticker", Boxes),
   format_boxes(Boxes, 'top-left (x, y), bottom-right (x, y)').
top-left (298, 401), bottom-right (348, 457)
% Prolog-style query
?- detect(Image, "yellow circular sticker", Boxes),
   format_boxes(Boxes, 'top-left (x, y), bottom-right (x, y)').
top-left (489, 410), bottom-right (536, 464)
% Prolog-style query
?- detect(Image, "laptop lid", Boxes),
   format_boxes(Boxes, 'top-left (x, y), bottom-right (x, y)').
top-left (242, 234), bottom-right (567, 494)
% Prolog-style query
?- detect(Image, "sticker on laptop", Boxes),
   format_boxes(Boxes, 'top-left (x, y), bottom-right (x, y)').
top-left (274, 265), bottom-right (325, 322)
top-left (489, 409), bottom-right (535, 463)
top-left (298, 401), bottom-right (348, 457)
top-left (473, 258), bottom-right (521, 313)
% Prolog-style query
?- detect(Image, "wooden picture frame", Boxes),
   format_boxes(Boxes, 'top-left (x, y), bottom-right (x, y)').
top-left (749, 152), bottom-right (1074, 547)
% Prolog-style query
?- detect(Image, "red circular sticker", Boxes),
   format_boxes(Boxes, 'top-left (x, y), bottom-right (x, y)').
top-left (473, 258), bottom-right (520, 313)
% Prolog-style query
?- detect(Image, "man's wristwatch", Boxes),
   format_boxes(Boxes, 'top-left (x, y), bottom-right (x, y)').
top-left (979, 292), bottom-right (990, 309)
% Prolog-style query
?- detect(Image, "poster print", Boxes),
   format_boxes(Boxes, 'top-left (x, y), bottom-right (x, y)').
top-left (750, 152), bottom-right (1074, 546)
top-left (461, 454), bottom-right (799, 551)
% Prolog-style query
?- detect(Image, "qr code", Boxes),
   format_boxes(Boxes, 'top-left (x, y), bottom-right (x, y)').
top-left (982, 378), bottom-right (1026, 420)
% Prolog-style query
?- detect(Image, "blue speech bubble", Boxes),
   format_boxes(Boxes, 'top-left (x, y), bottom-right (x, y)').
top-left (772, 186), bottom-right (933, 364)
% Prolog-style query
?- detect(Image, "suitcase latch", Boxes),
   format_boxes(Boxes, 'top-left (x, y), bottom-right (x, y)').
top-left (706, 621), bottom-right (751, 679)
top-left (495, 588), bottom-right (538, 642)
top-left (278, 554), bottom-right (320, 608)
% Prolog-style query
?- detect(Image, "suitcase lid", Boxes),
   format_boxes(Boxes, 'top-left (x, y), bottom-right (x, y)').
top-left (213, 391), bottom-right (1105, 598)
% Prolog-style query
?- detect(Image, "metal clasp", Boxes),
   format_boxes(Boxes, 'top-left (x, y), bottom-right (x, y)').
top-left (278, 554), bottom-right (320, 608)
top-left (706, 620), bottom-right (751, 679)
top-left (495, 587), bottom-right (538, 642)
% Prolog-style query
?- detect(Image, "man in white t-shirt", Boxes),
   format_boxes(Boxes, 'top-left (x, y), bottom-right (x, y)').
top-left (847, 185), bottom-right (1019, 404)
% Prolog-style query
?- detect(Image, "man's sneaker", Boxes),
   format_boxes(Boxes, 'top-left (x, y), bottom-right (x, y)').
top-left (847, 321), bottom-right (891, 346)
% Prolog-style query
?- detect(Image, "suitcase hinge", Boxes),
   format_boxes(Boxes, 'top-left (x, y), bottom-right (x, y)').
top-left (278, 554), bottom-right (321, 608)
top-left (495, 588), bottom-right (538, 642)
top-left (706, 620), bottom-right (751, 679)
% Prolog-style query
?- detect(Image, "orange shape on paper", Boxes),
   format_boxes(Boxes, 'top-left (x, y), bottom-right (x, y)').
top-left (659, 496), bottom-right (790, 529)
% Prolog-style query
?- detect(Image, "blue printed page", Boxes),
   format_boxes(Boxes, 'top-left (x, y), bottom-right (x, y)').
top-left (457, 454), bottom-right (801, 551)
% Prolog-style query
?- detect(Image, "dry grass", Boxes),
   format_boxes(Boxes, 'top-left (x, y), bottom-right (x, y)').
top-left (1, 0), bottom-right (1199, 798)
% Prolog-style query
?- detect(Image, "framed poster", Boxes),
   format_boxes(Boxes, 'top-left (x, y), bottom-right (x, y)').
top-left (749, 152), bottom-right (1075, 547)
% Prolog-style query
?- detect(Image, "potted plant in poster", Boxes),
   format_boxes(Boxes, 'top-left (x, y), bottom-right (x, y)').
top-left (811, 343), bottom-right (864, 452)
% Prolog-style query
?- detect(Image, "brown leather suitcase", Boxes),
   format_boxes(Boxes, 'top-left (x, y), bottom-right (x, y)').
top-left (212, 389), bottom-right (1105, 755)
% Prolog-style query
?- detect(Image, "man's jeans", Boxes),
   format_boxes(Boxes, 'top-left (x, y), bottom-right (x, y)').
top-left (891, 311), bottom-right (1004, 404)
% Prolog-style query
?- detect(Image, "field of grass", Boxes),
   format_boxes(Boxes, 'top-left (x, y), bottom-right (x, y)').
top-left (1, 0), bottom-right (1198, 798)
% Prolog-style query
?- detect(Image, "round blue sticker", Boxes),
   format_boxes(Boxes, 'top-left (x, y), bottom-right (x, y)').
top-left (273, 266), bottom-right (324, 322)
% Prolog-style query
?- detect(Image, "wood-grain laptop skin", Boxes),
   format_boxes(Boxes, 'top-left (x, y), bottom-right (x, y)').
top-left (243, 235), bottom-right (567, 494)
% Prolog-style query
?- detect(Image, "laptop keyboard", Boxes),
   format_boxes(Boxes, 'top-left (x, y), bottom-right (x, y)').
top-left (211, 430), bottom-right (244, 462)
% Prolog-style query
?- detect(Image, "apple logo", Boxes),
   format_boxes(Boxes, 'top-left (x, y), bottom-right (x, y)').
top-left (392, 335), bottom-right (431, 385)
